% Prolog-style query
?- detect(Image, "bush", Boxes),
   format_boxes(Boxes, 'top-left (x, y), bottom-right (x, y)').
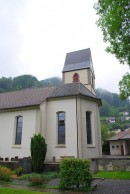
top-left (0, 165), bottom-right (11, 181)
top-left (59, 158), bottom-right (92, 191)
top-left (30, 133), bottom-right (47, 173)
top-left (14, 167), bottom-right (23, 176)
top-left (28, 173), bottom-right (45, 186)
top-left (43, 172), bottom-right (59, 180)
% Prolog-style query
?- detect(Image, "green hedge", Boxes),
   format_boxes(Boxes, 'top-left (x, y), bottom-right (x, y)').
top-left (59, 158), bottom-right (92, 191)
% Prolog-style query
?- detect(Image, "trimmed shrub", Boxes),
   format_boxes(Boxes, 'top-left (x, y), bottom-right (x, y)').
top-left (30, 133), bottom-right (47, 173)
top-left (0, 165), bottom-right (11, 181)
top-left (28, 173), bottom-right (45, 186)
top-left (59, 158), bottom-right (92, 191)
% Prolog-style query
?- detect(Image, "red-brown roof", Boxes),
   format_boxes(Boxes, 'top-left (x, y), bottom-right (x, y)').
top-left (108, 129), bottom-right (130, 141)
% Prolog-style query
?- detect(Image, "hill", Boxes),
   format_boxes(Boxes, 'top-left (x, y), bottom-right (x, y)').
top-left (96, 88), bottom-right (130, 117)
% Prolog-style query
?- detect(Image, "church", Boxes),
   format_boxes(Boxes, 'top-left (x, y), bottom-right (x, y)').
top-left (0, 48), bottom-right (102, 162)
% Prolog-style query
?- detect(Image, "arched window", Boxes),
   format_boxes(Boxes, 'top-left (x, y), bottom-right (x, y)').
top-left (73, 73), bottom-right (79, 83)
top-left (15, 116), bottom-right (23, 145)
top-left (86, 112), bottom-right (92, 144)
top-left (57, 112), bottom-right (65, 144)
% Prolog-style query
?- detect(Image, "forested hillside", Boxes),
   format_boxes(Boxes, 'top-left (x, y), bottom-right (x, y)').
top-left (0, 75), bottom-right (62, 92)
top-left (96, 88), bottom-right (130, 117)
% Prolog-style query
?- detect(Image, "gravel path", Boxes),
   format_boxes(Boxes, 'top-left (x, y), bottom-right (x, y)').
top-left (92, 179), bottom-right (130, 194)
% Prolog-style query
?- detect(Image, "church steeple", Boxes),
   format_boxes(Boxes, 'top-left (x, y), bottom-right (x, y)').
top-left (62, 48), bottom-right (96, 94)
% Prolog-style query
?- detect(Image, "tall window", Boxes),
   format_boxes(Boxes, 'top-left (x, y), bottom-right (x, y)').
top-left (73, 73), bottom-right (79, 83)
top-left (15, 116), bottom-right (23, 145)
top-left (86, 112), bottom-right (92, 144)
top-left (57, 112), bottom-right (65, 144)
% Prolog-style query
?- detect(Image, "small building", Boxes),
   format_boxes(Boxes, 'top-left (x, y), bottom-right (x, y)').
top-left (108, 129), bottom-right (130, 156)
top-left (106, 117), bottom-right (116, 123)
top-left (123, 112), bottom-right (129, 116)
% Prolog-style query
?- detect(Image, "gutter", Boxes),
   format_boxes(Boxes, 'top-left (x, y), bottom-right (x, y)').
top-left (76, 97), bottom-right (79, 158)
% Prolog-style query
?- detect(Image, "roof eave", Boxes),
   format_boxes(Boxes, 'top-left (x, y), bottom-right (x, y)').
top-left (62, 67), bottom-right (90, 73)
top-left (47, 93), bottom-right (101, 106)
top-left (0, 104), bottom-right (40, 112)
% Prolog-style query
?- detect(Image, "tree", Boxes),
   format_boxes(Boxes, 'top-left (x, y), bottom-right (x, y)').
top-left (94, 0), bottom-right (130, 65)
top-left (94, 1), bottom-right (130, 99)
top-left (13, 75), bottom-right (41, 90)
top-left (100, 100), bottom-right (110, 116)
top-left (101, 123), bottom-right (115, 154)
top-left (119, 73), bottom-right (130, 99)
top-left (30, 133), bottom-right (47, 173)
top-left (0, 77), bottom-right (13, 92)
top-left (40, 77), bottom-right (62, 87)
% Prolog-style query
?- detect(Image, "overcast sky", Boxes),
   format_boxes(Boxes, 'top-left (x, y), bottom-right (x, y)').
top-left (0, 0), bottom-right (129, 93)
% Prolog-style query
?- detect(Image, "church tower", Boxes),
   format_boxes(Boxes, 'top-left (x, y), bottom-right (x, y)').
top-left (62, 48), bottom-right (96, 95)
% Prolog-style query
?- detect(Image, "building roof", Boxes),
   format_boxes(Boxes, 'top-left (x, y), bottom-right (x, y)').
top-left (62, 48), bottom-right (92, 72)
top-left (0, 83), bottom-right (101, 110)
top-left (0, 86), bottom-right (56, 110)
top-left (108, 129), bottom-right (130, 141)
top-left (48, 82), bottom-right (99, 100)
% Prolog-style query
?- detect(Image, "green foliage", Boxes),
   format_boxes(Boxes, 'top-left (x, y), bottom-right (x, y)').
top-left (43, 172), bottom-right (59, 180)
top-left (101, 123), bottom-right (115, 154)
top-left (0, 166), bottom-right (11, 181)
top-left (94, 0), bottom-right (130, 98)
top-left (0, 77), bottom-right (13, 92)
top-left (96, 88), bottom-right (130, 116)
top-left (0, 75), bottom-right (62, 93)
top-left (28, 173), bottom-right (45, 186)
top-left (94, 0), bottom-right (130, 65)
top-left (59, 158), bottom-right (92, 191)
top-left (30, 133), bottom-right (47, 173)
top-left (101, 123), bottom-right (115, 144)
top-left (119, 73), bottom-right (130, 99)
top-left (14, 167), bottom-right (23, 176)
top-left (13, 75), bottom-right (41, 90)
top-left (40, 77), bottom-right (62, 87)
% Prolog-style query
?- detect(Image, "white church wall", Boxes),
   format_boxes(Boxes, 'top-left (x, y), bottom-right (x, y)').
top-left (44, 97), bottom-right (77, 162)
top-left (0, 108), bottom-right (38, 159)
top-left (80, 98), bottom-right (102, 158)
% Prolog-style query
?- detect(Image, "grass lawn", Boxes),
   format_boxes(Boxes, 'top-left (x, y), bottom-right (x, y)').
top-left (94, 171), bottom-right (130, 180)
top-left (0, 187), bottom-right (49, 194)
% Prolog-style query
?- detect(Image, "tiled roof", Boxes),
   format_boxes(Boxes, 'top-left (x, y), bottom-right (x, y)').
top-left (0, 87), bottom-right (56, 110)
top-left (48, 82), bottom-right (99, 100)
top-left (0, 83), bottom-right (101, 110)
top-left (63, 48), bottom-right (92, 72)
top-left (108, 129), bottom-right (130, 141)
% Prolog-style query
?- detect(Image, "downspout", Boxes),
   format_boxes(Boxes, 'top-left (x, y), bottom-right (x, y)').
top-left (76, 97), bottom-right (79, 158)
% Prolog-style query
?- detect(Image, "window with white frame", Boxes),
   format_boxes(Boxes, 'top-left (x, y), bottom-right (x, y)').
top-left (57, 112), bottom-right (65, 144)
top-left (15, 116), bottom-right (23, 145)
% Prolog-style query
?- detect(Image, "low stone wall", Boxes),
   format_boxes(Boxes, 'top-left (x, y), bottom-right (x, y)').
top-left (0, 157), bottom-right (32, 173)
top-left (91, 157), bottom-right (130, 173)
top-left (43, 163), bottom-right (60, 172)
top-left (1, 156), bottom-right (130, 174)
